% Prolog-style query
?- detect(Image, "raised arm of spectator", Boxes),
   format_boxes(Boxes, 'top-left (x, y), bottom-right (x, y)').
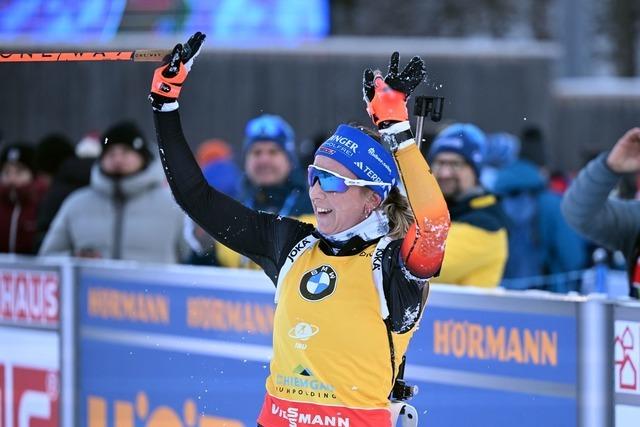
top-left (562, 127), bottom-right (640, 255)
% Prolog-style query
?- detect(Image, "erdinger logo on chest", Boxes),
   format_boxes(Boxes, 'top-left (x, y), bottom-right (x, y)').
top-left (299, 265), bottom-right (337, 301)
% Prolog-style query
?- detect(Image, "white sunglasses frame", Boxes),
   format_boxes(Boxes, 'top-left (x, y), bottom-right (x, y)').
top-left (308, 164), bottom-right (392, 188)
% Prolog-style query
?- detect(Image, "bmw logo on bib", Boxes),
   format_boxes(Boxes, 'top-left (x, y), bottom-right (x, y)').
top-left (299, 265), bottom-right (337, 301)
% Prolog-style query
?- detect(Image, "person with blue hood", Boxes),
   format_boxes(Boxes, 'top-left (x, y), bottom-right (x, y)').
top-left (428, 123), bottom-right (509, 287)
top-left (493, 142), bottom-right (588, 292)
top-left (480, 132), bottom-right (521, 192)
top-left (148, 32), bottom-right (450, 427)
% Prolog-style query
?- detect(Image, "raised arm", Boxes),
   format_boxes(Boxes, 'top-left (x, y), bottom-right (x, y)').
top-left (364, 52), bottom-right (450, 279)
top-left (562, 128), bottom-right (640, 256)
top-left (393, 129), bottom-right (450, 278)
top-left (148, 33), bottom-right (313, 280)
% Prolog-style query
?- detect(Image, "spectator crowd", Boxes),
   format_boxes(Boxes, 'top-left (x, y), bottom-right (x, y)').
top-left (2, 115), bottom-right (637, 298)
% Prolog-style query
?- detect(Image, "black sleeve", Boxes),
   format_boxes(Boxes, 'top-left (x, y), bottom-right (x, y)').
top-left (153, 110), bottom-right (315, 284)
top-left (382, 240), bottom-right (427, 333)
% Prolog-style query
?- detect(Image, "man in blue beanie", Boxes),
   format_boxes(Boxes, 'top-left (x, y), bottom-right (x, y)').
top-left (428, 123), bottom-right (509, 287)
top-left (215, 114), bottom-right (314, 268)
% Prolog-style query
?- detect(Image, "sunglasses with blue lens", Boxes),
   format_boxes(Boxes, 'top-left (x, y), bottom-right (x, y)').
top-left (307, 165), bottom-right (392, 193)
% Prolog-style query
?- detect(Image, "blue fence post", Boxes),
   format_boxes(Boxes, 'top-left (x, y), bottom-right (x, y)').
top-left (593, 248), bottom-right (609, 294)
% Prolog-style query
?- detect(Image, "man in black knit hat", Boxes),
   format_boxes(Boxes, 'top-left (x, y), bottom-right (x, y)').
top-left (39, 121), bottom-right (189, 263)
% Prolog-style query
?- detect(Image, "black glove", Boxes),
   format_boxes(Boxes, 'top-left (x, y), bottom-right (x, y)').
top-left (363, 52), bottom-right (426, 102)
top-left (362, 52), bottom-right (426, 127)
top-left (149, 32), bottom-right (206, 111)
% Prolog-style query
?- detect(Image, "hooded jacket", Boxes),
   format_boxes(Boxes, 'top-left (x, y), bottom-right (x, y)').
top-left (39, 160), bottom-right (189, 263)
top-left (495, 159), bottom-right (587, 290)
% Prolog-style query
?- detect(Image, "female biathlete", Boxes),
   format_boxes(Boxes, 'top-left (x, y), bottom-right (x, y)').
top-left (148, 32), bottom-right (450, 427)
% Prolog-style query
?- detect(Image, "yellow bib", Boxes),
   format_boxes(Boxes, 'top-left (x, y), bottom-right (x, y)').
top-left (266, 238), bottom-right (414, 410)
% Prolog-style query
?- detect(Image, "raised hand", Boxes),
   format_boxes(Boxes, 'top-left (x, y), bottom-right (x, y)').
top-left (149, 32), bottom-right (206, 111)
top-left (384, 52), bottom-right (425, 97)
top-left (363, 52), bottom-right (426, 128)
top-left (606, 127), bottom-right (640, 173)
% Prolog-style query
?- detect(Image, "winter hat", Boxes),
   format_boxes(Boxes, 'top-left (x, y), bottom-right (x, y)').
top-left (100, 121), bottom-right (151, 163)
top-left (202, 160), bottom-right (241, 198)
top-left (0, 143), bottom-right (36, 174)
top-left (315, 124), bottom-right (399, 200)
top-left (243, 114), bottom-right (296, 166)
top-left (35, 133), bottom-right (75, 175)
top-left (197, 138), bottom-right (232, 167)
top-left (428, 123), bottom-right (486, 177)
top-left (484, 132), bottom-right (520, 168)
top-left (75, 131), bottom-right (102, 159)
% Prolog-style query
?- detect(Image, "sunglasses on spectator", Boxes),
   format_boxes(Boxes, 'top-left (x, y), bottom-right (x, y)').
top-left (307, 165), bottom-right (391, 193)
top-left (245, 116), bottom-right (288, 141)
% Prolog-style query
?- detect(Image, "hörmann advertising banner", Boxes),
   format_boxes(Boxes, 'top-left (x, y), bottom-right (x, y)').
top-left (404, 287), bottom-right (579, 427)
top-left (78, 264), bottom-right (275, 427)
top-left (78, 264), bottom-right (585, 427)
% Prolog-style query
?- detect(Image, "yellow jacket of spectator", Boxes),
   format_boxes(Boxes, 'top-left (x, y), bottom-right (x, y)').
top-left (433, 192), bottom-right (508, 287)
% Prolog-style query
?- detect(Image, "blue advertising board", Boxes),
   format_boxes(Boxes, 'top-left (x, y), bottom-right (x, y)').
top-left (404, 287), bottom-right (579, 427)
top-left (78, 264), bottom-right (274, 427)
top-left (78, 264), bottom-right (581, 427)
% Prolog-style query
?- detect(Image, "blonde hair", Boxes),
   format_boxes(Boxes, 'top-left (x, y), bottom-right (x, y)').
top-left (381, 186), bottom-right (414, 240)
top-left (346, 124), bottom-right (414, 239)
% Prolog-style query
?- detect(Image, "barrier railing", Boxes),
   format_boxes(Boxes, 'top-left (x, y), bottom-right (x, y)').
top-left (1, 255), bottom-right (638, 427)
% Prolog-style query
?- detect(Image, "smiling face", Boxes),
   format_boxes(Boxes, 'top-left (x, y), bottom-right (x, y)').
top-left (309, 156), bottom-right (381, 235)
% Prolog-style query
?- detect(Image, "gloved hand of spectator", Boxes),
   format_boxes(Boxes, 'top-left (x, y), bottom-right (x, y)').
top-left (149, 31), bottom-right (206, 112)
top-left (607, 127), bottom-right (640, 173)
top-left (363, 52), bottom-right (426, 128)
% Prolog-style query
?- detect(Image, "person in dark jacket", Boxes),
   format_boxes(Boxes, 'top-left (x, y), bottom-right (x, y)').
top-left (239, 114), bottom-right (313, 216)
top-left (34, 139), bottom-right (99, 251)
top-left (562, 127), bottom-right (640, 299)
top-left (0, 143), bottom-right (46, 254)
top-left (34, 133), bottom-right (75, 186)
top-left (213, 114), bottom-right (315, 268)
top-left (494, 158), bottom-right (588, 292)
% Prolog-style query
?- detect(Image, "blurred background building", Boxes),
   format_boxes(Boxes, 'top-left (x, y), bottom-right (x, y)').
top-left (1, 0), bottom-right (639, 173)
